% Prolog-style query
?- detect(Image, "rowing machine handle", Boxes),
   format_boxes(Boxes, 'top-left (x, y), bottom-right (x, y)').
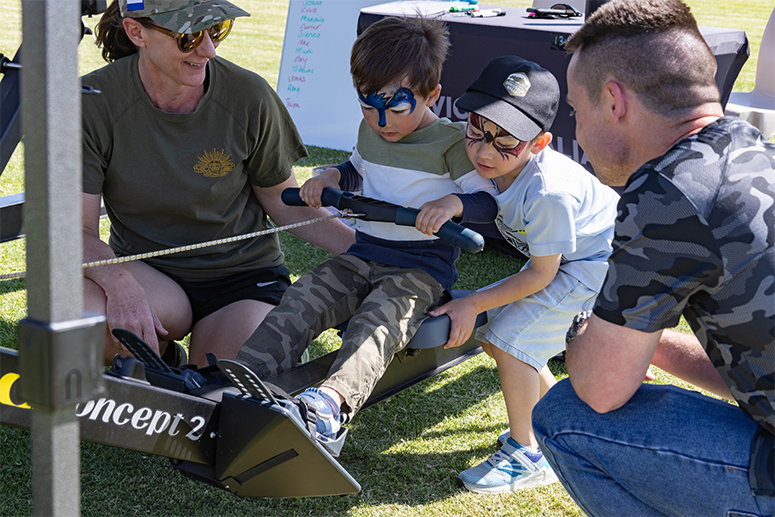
top-left (281, 188), bottom-right (485, 254)
top-left (281, 187), bottom-right (346, 209)
top-left (393, 207), bottom-right (485, 254)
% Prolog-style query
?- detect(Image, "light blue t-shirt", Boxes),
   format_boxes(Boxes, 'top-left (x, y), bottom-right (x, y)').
top-left (494, 147), bottom-right (619, 291)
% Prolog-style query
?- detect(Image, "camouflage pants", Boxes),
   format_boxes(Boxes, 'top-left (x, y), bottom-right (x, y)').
top-left (235, 253), bottom-right (446, 415)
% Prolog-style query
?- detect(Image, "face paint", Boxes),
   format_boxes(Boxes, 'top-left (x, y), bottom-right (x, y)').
top-left (466, 113), bottom-right (527, 159)
top-left (358, 87), bottom-right (417, 127)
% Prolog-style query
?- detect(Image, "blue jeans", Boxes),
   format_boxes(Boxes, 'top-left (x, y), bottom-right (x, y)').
top-left (533, 379), bottom-right (774, 517)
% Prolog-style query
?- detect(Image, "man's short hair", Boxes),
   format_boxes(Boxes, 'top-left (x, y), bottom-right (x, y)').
top-left (566, 0), bottom-right (720, 118)
top-left (351, 16), bottom-right (450, 98)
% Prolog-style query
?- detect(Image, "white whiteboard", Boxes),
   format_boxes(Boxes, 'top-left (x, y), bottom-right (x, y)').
top-left (276, 0), bottom-right (383, 152)
top-left (276, 1), bottom-right (477, 152)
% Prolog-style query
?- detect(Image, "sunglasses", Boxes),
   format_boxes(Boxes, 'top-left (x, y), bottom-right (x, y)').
top-left (527, 3), bottom-right (582, 19)
top-left (143, 18), bottom-right (234, 53)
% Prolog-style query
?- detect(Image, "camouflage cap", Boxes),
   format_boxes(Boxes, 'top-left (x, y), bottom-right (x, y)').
top-left (119, 0), bottom-right (250, 34)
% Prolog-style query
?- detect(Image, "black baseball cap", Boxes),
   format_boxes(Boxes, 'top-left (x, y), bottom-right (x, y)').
top-left (455, 56), bottom-right (560, 141)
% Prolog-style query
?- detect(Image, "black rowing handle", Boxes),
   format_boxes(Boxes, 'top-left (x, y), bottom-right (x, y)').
top-left (282, 188), bottom-right (484, 254)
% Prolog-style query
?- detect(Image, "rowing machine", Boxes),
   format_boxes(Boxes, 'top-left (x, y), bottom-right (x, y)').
top-left (0, 191), bottom-right (488, 498)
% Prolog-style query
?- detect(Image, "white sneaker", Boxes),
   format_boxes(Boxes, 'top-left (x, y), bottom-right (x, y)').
top-left (457, 438), bottom-right (558, 493)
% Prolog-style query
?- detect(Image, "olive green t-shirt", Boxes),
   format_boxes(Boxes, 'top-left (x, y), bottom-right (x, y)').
top-left (81, 54), bottom-right (307, 281)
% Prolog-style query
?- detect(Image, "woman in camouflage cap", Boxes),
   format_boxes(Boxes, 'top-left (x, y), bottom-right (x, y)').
top-left (81, 0), bottom-right (355, 367)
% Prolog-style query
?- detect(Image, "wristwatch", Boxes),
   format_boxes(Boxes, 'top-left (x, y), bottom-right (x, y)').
top-left (565, 310), bottom-right (592, 345)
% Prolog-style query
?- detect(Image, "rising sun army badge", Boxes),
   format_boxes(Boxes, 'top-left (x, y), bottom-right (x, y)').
top-left (194, 149), bottom-right (236, 177)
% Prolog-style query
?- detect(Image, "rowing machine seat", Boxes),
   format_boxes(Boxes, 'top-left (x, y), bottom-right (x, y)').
top-left (334, 289), bottom-right (487, 350)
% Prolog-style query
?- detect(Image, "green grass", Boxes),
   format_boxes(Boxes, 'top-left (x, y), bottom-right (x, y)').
top-left (0, 0), bottom-right (766, 515)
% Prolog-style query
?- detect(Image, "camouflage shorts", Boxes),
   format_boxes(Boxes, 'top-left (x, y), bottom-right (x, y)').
top-left (235, 253), bottom-right (446, 414)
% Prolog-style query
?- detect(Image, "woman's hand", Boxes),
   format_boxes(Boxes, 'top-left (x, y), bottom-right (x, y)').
top-left (102, 273), bottom-right (168, 355)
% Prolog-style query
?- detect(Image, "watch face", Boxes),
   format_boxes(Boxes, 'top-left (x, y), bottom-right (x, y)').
top-left (565, 310), bottom-right (592, 344)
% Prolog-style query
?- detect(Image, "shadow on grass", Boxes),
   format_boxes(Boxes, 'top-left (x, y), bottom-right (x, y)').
top-left (0, 278), bottom-right (25, 294)
top-left (0, 317), bottom-right (19, 350)
top-left (330, 363), bottom-right (504, 504)
top-left (0, 277), bottom-right (25, 350)
top-left (330, 358), bottom-right (568, 508)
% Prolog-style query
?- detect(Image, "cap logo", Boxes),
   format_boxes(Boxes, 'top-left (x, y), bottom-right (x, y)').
top-left (126, 0), bottom-right (144, 10)
top-left (503, 73), bottom-right (530, 97)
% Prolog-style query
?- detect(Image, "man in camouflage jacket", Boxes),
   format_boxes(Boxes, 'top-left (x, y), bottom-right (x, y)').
top-left (532, 1), bottom-right (774, 516)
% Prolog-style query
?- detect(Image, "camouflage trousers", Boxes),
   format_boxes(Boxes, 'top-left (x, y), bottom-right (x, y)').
top-left (235, 253), bottom-right (446, 415)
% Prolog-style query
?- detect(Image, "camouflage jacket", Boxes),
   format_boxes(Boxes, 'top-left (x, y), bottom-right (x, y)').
top-left (594, 117), bottom-right (775, 434)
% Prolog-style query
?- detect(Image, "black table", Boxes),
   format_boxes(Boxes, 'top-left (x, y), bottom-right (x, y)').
top-left (358, 4), bottom-right (748, 171)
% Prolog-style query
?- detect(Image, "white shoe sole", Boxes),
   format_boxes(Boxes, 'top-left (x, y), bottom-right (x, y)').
top-left (458, 467), bottom-right (559, 494)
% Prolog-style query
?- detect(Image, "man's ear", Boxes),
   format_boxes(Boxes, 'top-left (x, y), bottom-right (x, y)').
top-left (425, 84), bottom-right (442, 107)
top-left (603, 80), bottom-right (627, 123)
top-left (122, 18), bottom-right (147, 48)
top-left (530, 132), bottom-right (553, 154)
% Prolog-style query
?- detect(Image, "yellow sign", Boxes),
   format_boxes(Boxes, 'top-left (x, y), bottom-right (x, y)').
top-left (0, 372), bottom-right (31, 409)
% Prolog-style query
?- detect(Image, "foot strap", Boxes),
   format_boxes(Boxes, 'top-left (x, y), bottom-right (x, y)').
top-left (112, 329), bottom-right (172, 372)
top-left (217, 359), bottom-right (279, 405)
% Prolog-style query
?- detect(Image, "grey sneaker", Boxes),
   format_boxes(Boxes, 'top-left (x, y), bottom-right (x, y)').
top-left (457, 438), bottom-right (558, 493)
top-left (297, 388), bottom-right (343, 440)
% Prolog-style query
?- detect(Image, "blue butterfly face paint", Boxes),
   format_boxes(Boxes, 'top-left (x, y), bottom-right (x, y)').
top-left (358, 87), bottom-right (417, 127)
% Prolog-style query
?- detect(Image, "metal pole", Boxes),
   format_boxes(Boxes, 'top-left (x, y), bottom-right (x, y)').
top-left (19, 1), bottom-right (104, 515)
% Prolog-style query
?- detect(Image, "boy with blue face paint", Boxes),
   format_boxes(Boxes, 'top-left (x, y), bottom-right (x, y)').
top-left (234, 16), bottom-right (498, 449)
